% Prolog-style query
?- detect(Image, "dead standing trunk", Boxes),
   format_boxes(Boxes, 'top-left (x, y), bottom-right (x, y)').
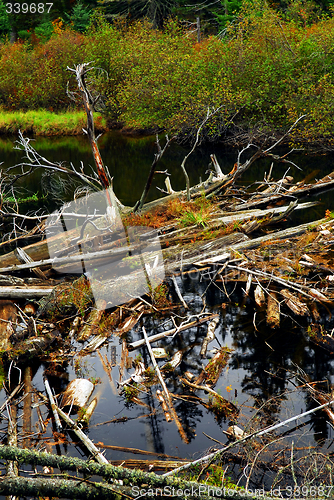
top-left (67, 63), bottom-right (123, 210)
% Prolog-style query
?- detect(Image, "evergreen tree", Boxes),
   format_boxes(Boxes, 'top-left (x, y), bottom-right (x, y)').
top-left (65, 0), bottom-right (93, 32)
top-left (0, 0), bottom-right (10, 38)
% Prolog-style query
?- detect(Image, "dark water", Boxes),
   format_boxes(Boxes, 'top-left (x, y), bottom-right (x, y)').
top-left (0, 132), bottom-right (334, 489)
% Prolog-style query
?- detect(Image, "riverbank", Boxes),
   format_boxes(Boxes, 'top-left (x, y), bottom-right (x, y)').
top-left (0, 109), bottom-right (108, 136)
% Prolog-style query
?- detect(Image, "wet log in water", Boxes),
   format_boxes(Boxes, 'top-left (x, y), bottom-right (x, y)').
top-left (61, 378), bottom-right (94, 411)
top-left (266, 292), bottom-right (280, 329)
top-left (0, 300), bottom-right (17, 351)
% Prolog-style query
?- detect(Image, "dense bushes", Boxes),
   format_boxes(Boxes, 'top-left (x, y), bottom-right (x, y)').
top-left (1, 4), bottom-right (334, 145)
top-left (0, 29), bottom-right (86, 110)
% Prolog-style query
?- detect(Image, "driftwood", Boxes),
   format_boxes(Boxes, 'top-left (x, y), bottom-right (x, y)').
top-left (129, 314), bottom-right (218, 350)
top-left (0, 300), bottom-right (17, 351)
top-left (76, 300), bottom-right (106, 342)
top-left (22, 366), bottom-right (32, 450)
top-left (156, 389), bottom-right (172, 422)
top-left (161, 350), bottom-right (183, 371)
top-left (78, 397), bottom-right (97, 426)
top-left (180, 377), bottom-right (237, 415)
top-left (108, 459), bottom-right (187, 471)
top-left (0, 287), bottom-right (53, 298)
top-left (254, 285), bottom-right (266, 307)
top-left (61, 379), bottom-right (94, 410)
top-left (195, 347), bottom-right (232, 387)
top-left (280, 289), bottom-right (309, 316)
top-left (55, 404), bottom-right (109, 465)
top-left (15, 246), bottom-right (47, 280)
top-left (5, 331), bottom-right (63, 366)
top-left (266, 292), bottom-right (280, 329)
top-left (44, 377), bottom-right (62, 432)
top-left (200, 317), bottom-right (219, 358)
top-left (142, 327), bottom-right (189, 443)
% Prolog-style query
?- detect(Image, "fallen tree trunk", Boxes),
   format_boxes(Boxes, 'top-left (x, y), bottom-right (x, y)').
top-left (0, 477), bottom-right (124, 500)
top-left (129, 314), bottom-right (218, 350)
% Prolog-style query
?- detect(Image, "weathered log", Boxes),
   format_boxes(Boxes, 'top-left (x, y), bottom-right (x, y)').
top-left (156, 389), bottom-right (172, 422)
top-left (200, 316), bottom-right (220, 358)
top-left (195, 347), bottom-right (232, 387)
top-left (266, 292), bottom-right (280, 328)
top-left (44, 377), bottom-right (62, 432)
top-left (76, 300), bottom-right (106, 342)
top-left (0, 300), bottom-right (17, 351)
top-left (172, 275), bottom-right (188, 309)
top-left (4, 332), bottom-right (63, 366)
top-left (161, 350), bottom-right (183, 372)
top-left (128, 314), bottom-right (218, 350)
top-left (22, 366), bottom-right (32, 449)
top-left (280, 289), bottom-right (309, 316)
top-left (0, 441), bottom-right (272, 500)
top-left (15, 246), bottom-right (47, 280)
top-left (61, 379), bottom-right (94, 411)
top-left (0, 477), bottom-right (122, 500)
top-left (107, 458), bottom-right (188, 471)
top-left (0, 287), bottom-right (53, 298)
top-left (55, 404), bottom-right (109, 465)
top-left (180, 377), bottom-right (237, 414)
top-left (254, 285), bottom-right (266, 307)
top-left (78, 397), bottom-right (97, 426)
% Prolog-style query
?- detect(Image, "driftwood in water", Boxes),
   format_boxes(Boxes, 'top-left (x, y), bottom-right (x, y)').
top-left (76, 300), bottom-right (106, 342)
top-left (142, 327), bottom-right (189, 443)
top-left (254, 285), bottom-right (266, 307)
top-left (0, 300), bottom-right (17, 351)
top-left (44, 377), bottom-right (62, 432)
top-left (180, 377), bottom-right (237, 415)
top-left (78, 397), bottom-right (98, 426)
top-left (156, 389), bottom-right (172, 422)
top-left (61, 379), bottom-right (94, 411)
top-left (22, 366), bottom-right (32, 449)
top-left (5, 330), bottom-right (63, 366)
top-left (108, 459), bottom-right (187, 471)
top-left (161, 350), bottom-right (183, 372)
top-left (195, 347), bottom-right (232, 387)
top-left (200, 316), bottom-right (220, 358)
top-left (280, 289), bottom-right (309, 316)
top-left (266, 292), bottom-right (280, 329)
top-left (129, 314), bottom-right (218, 350)
top-left (55, 403), bottom-right (109, 465)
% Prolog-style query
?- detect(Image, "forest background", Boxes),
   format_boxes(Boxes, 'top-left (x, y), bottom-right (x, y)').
top-left (1, 0), bottom-right (334, 147)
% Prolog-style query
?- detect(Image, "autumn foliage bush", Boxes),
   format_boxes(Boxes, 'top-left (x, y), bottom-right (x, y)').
top-left (1, 2), bottom-right (334, 145)
top-left (0, 29), bottom-right (86, 110)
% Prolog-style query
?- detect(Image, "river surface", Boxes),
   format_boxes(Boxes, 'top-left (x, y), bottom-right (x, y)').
top-left (0, 132), bottom-right (334, 490)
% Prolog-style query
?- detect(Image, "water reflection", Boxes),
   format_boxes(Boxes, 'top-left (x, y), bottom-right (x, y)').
top-left (0, 132), bottom-right (334, 485)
